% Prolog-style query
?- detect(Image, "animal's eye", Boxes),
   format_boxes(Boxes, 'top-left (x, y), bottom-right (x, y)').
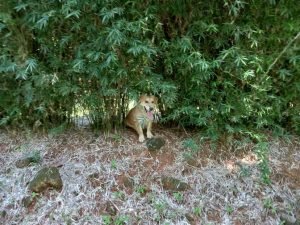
top-left (145, 101), bottom-right (149, 103)
top-left (151, 101), bottom-right (154, 103)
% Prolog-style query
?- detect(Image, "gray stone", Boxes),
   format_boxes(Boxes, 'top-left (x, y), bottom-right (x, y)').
top-left (16, 156), bottom-right (41, 168)
top-left (22, 196), bottom-right (36, 208)
top-left (146, 137), bottom-right (165, 151)
top-left (122, 175), bottom-right (134, 190)
top-left (0, 210), bottom-right (7, 218)
top-left (28, 167), bottom-right (63, 193)
top-left (161, 176), bottom-right (190, 192)
top-left (184, 154), bottom-right (199, 167)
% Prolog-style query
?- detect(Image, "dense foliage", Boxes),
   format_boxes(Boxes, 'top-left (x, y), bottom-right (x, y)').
top-left (1, 0), bottom-right (299, 138)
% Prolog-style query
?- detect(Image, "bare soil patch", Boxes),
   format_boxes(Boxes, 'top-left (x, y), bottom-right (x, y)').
top-left (0, 128), bottom-right (299, 225)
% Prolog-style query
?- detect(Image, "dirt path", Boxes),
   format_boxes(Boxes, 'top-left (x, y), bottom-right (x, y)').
top-left (0, 129), bottom-right (299, 225)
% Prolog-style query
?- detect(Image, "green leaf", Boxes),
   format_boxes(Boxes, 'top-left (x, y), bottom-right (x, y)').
top-left (178, 37), bottom-right (193, 53)
top-left (234, 55), bottom-right (248, 67)
top-left (36, 16), bottom-right (49, 29)
top-left (106, 27), bottom-right (125, 45)
top-left (101, 51), bottom-right (117, 68)
top-left (100, 7), bottom-right (124, 24)
top-left (25, 58), bottom-right (37, 73)
top-left (278, 69), bottom-right (291, 80)
top-left (65, 10), bottom-right (81, 19)
top-left (72, 59), bottom-right (84, 71)
top-left (243, 70), bottom-right (255, 79)
top-left (14, 3), bottom-right (29, 12)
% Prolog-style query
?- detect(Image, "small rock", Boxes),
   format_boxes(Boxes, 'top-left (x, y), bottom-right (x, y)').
top-left (117, 174), bottom-right (134, 194)
top-left (0, 210), bottom-right (7, 218)
top-left (146, 137), bottom-right (165, 151)
top-left (28, 167), bottom-right (63, 193)
top-left (274, 195), bottom-right (284, 203)
top-left (22, 196), bottom-right (36, 208)
top-left (185, 157), bottom-right (199, 167)
top-left (123, 176), bottom-right (134, 190)
top-left (161, 176), bottom-right (190, 192)
top-left (88, 172), bottom-right (100, 179)
top-left (16, 156), bottom-right (41, 168)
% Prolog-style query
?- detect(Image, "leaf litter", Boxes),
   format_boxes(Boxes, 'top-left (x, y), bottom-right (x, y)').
top-left (0, 128), bottom-right (299, 225)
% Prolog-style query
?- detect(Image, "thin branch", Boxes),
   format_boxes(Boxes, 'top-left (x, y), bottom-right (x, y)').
top-left (265, 31), bottom-right (300, 75)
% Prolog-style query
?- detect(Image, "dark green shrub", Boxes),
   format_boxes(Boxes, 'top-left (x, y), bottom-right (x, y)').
top-left (0, 0), bottom-right (299, 137)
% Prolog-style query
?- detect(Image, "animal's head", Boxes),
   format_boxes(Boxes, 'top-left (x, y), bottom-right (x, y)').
top-left (139, 95), bottom-right (158, 112)
top-left (139, 95), bottom-right (161, 123)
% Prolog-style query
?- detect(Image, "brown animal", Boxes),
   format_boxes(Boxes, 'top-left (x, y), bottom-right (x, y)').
top-left (125, 95), bottom-right (159, 142)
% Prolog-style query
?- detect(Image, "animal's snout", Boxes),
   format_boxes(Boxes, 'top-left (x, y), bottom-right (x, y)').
top-left (149, 107), bottom-right (154, 111)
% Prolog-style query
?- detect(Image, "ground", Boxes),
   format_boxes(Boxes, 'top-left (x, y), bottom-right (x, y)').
top-left (0, 127), bottom-right (299, 225)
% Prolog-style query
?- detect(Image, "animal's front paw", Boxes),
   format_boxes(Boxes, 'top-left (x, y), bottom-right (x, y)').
top-left (147, 132), bottom-right (153, 139)
top-left (139, 135), bottom-right (145, 142)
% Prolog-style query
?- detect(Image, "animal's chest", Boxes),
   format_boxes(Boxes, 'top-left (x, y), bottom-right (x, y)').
top-left (137, 114), bottom-right (151, 128)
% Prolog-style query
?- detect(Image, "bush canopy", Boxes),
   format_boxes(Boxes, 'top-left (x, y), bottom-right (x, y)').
top-left (1, 0), bottom-right (299, 138)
